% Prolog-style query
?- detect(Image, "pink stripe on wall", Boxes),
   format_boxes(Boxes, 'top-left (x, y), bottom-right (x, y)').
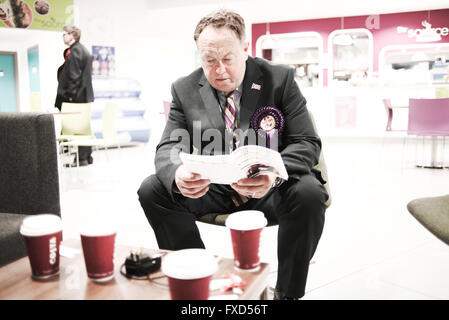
top-left (252, 9), bottom-right (449, 74)
top-left (252, 17), bottom-right (339, 53)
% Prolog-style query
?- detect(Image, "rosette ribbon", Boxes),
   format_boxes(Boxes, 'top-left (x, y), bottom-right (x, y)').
top-left (250, 106), bottom-right (285, 150)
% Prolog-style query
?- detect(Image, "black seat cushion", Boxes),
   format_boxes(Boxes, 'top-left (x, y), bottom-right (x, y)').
top-left (0, 213), bottom-right (28, 267)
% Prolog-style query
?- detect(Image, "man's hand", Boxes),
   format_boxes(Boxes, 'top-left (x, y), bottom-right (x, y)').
top-left (231, 174), bottom-right (275, 199)
top-left (175, 165), bottom-right (211, 198)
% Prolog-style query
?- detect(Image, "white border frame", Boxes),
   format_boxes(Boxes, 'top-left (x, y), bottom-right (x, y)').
top-left (379, 43), bottom-right (449, 81)
top-left (328, 28), bottom-right (374, 85)
top-left (255, 31), bottom-right (324, 87)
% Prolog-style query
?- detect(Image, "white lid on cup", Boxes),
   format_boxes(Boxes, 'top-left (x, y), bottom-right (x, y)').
top-left (20, 214), bottom-right (62, 236)
top-left (161, 249), bottom-right (218, 280)
top-left (225, 210), bottom-right (268, 231)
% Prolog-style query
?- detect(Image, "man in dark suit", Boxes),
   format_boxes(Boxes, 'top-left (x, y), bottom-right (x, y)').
top-left (138, 10), bottom-right (328, 299)
top-left (55, 25), bottom-right (94, 167)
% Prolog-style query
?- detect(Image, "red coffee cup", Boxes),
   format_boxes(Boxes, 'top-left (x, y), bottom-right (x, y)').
top-left (161, 249), bottom-right (218, 300)
top-left (225, 210), bottom-right (267, 272)
top-left (80, 226), bottom-right (116, 282)
top-left (20, 214), bottom-right (62, 280)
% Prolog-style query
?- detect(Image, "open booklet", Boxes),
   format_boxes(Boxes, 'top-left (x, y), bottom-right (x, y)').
top-left (179, 145), bottom-right (288, 185)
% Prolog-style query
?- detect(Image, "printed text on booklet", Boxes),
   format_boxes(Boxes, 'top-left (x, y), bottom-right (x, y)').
top-left (180, 145), bottom-right (288, 185)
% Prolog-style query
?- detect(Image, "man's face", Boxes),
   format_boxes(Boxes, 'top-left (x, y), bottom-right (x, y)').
top-left (196, 26), bottom-right (249, 94)
top-left (62, 31), bottom-right (74, 46)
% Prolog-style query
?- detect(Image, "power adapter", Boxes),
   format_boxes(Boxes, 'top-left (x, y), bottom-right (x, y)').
top-left (124, 251), bottom-right (161, 278)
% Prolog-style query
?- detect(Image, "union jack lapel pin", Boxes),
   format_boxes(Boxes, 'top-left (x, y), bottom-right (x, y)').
top-left (251, 83), bottom-right (261, 90)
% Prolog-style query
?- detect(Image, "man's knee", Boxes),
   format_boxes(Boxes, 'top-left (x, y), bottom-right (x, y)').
top-left (283, 175), bottom-right (328, 211)
top-left (137, 174), bottom-right (165, 207)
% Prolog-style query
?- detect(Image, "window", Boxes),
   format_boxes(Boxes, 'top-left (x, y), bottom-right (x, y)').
top-left (379, 44), bottom-right (449, 85)
top-left (256, 31), bottom-right (323, 87)
top-left (329, 28), bottom-right (373, 86)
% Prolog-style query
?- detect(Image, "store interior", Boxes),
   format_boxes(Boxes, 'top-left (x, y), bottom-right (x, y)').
top-left (1, 0), bottom-right (449, 300)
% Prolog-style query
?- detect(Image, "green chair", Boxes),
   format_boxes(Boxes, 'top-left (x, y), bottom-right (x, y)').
top-left (59, 103), bottom-right (120, 167)
top-left (435, 87), bottom-right (449, 98)
top-left (57, 102), bottom-right (94, 142)
top-left (197, 110), bottom-right (331, 226)
top-left (29, 92), bottom-right (42, 112)
top-left (407, 194), bottom-right (449, 245)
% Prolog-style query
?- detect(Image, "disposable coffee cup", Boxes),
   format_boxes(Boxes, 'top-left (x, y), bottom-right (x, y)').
top-left (20, 214), bottom-right (63, 280)
top-left (80, 225), bottom-right (116, 282)
top-left (161, 249), bottom-right (218, 300)
top-left (225, 210), bottom-right (267, 272)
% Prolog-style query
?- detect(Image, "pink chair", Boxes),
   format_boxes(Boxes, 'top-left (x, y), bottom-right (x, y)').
top-left (162, 101), bottom-right (170, 122)
top-left (407, 97), bottom-right (449, 168)
top-left (383, 98), bottom-right (408, 131)
top-left (383, 99), bottom-right (393, 131)
top-left (408, 98), bottom-right (449, 135)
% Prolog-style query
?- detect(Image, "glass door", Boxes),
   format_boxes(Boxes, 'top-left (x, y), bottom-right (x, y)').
top-left (0, 53), bottom-right (18, 112)
top-left (28, 46), bottom-right (41, 111)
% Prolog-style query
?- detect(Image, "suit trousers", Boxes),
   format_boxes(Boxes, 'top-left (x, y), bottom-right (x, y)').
top-left (138, 173), bottom-right (328, 298)
top-left (78, 146), bottom-right (92, 162)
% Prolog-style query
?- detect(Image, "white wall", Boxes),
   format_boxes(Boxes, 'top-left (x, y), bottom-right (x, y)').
top-left (0, 28), bottom-right (62, 112)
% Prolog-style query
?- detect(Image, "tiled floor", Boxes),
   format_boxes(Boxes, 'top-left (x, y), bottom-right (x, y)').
top-left (59, 134), bottom-right (449, 300)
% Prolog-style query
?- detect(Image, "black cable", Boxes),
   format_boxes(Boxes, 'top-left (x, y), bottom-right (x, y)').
top-left (119, 263), bottom-right (168, 287)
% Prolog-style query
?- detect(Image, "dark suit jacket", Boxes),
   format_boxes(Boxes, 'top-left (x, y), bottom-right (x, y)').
top-left (55, 41), bottom-right (94, 110)
top-left (155, 56), bottom-right (322, 197)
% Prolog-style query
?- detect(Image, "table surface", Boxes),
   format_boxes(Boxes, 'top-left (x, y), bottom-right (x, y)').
top-left (0, 239), bottom-right (270, 300)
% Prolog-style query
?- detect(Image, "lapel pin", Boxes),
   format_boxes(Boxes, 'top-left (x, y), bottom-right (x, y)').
top-left (251, 83), bottom-right (261, 90)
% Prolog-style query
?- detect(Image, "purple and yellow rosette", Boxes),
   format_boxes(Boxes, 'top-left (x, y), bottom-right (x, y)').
top-left (250, 106), bottom-right (285, 149)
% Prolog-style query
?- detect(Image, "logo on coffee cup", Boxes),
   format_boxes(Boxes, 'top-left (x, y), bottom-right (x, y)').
top-left (49, 236), bottom-right (57, 265)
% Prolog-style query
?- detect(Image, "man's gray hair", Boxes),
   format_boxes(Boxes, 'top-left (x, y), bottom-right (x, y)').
top-left (194, 9), bottom-right (246, 42)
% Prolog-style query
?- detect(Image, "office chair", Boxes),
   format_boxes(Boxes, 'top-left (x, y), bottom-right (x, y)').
top-left (407, 194), bottom-right (449, 246)
top-left (57, 102), bottom-right (94, 142)
top-left (59, 103), bottom-right (120, 167)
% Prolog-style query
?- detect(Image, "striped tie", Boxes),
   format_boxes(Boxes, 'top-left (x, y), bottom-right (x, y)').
top-left (225, 91), bottom-right (248, 206)
top-left (224, 91), bottom-right (236, 132)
